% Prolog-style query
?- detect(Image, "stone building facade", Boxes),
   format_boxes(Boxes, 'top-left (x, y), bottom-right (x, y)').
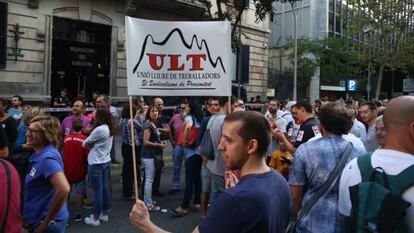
top-left (0, 0), bottom-right (270, 104)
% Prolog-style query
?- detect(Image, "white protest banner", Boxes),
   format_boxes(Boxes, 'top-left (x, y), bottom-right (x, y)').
top-left (126, 17), bottom-right (232, 96)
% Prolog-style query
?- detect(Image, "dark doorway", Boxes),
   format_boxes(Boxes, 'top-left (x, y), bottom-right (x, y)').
top-left (51, 16), bottom-right (111, 104)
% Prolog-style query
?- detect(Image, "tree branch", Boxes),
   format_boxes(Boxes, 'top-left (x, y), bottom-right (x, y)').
top-left (216, 0), bottom-right (224, 20)
top-left (231, 7), bottom-right (245, 39)
top-left (200, 0), bottom-right (213, 19)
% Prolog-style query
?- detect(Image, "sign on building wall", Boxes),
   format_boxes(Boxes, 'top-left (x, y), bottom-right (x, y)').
top-left (126, 17), bottom-right (232, 96)
top-left (346, 80), bottom-right (357, 92)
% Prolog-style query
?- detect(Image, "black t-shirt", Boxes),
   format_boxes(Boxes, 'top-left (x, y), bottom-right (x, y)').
top-left (293, 117), bottom-right (320, 148)
top-left (141, 121), bottom-right (162, 158)
top-left (199, 170), bottom-right (291, 233)
top-left (1, 116), bottom-right (18, 152)
top-left (0, 126), bottom-right (9, 150)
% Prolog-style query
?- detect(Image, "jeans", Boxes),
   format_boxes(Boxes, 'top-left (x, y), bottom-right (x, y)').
top-left (181, 154), bottom-right (202, 209)
top-left (142, 158), bottom-right (155, 207)
top-left (210, 173), bottom-right (225, 207)
top-left (171, 146), bottom-right (184, 190)
top-left (43, 218), bottom-right (68, 233)
top-left (88, 162), bottom-right (111, 220)
top-left (152, 154), bottom-right (163, 194)
top-left (121, 143), bottom-right (142, 198)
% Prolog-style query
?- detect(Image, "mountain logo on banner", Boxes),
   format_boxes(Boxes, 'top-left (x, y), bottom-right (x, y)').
top-left (132, 28), bottom-right (226, 75)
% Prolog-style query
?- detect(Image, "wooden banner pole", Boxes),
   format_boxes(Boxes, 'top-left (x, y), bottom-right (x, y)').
top-left (128, 95), bottom-right (139, 201)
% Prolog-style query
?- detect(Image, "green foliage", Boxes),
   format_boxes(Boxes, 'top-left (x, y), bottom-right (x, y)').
top-left (202, 0), bottom-right (296, 38)
top-left (345, 0), bottom-right (414, 97)
top-left (287, 37), bottom-right (357, 86)
top-left (253, 0), bottom-right (294, 22)
top-left (319, 38), bottom-right (357, 85)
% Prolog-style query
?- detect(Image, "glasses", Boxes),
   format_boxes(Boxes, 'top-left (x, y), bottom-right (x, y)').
top-left (27, 128), bottom-right (43, 134)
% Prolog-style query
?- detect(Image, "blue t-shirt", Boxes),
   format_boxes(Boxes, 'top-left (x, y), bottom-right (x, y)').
top-left (199, 170), bottom-right (291, 233)
top-left (8, 108), bottom-right (23, 123)
top-left (14, 121), bottom-right (27, 151)
top-left (289, 135), bottom-right (365, 233)
top-left (24, 144), bottom-right (68, 225)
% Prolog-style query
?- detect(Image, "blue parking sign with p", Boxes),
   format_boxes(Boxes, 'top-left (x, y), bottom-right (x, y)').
top-left (346, 80), bottom-right (357, 91)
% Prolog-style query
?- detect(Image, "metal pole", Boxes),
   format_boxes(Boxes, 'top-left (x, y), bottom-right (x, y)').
top-left (367, 36), bottom-right (371, 100)
top-left (293, 3), bottom-right (298, 101)
top-left (237, 13), bottom-right (242, 99)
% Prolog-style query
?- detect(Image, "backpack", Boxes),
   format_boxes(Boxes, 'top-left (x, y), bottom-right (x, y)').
top-left (199, 115), bottom-right (219, 160)
top-left (345, 153), bottom-right (414, 233)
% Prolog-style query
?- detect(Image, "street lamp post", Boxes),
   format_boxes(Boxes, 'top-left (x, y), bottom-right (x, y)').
top-left (367, 45), bottom-right (371, 100)
top-left (293, 9), bottom-right (298, 101)
top-left (292, 2), bottom-right (298, 101)
top-left (291, 0), bottom-right (302, 101)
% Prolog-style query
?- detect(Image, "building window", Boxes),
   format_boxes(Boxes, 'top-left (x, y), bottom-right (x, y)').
top-left (329, 11), bottom-right (334, 32)
top-left (336, 15), bottom-right (342, 34)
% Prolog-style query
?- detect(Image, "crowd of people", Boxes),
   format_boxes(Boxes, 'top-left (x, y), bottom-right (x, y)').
top-left (0, 93), bottom-right (413, 233)
top-left (128, 95), bottom-right (414, 233)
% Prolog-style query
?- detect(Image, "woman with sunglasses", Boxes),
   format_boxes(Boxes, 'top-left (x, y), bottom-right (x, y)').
top-left (24, 115), bottom-right (70, 233)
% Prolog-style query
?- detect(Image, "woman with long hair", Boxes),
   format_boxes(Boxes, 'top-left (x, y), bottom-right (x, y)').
top-left (172, 99), bottom-right (204, 216)
top-left (119, 103), bottom-right (143, 200)
top-left (141, 104), bottom-right (166, 211)
top-left (24, 115), bottom-right (70, 233)
top-left (83, 107), bottom-right (114, 226)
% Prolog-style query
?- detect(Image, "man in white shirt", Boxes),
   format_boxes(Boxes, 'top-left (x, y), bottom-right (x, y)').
top-left (339, 96), bottom-right (414, 232)
top-left (358, 101), bottom-right (379, 152)
top-left (266, 99), bottom-right (288, 156)
top-left (347, 106), bottom-right (367, 142)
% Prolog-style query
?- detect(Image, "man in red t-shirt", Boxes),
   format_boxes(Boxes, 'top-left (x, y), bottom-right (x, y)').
top-left (0, 158), bottom-right (22, 233)
top-left (63, 118), bottom-right (89, 221)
